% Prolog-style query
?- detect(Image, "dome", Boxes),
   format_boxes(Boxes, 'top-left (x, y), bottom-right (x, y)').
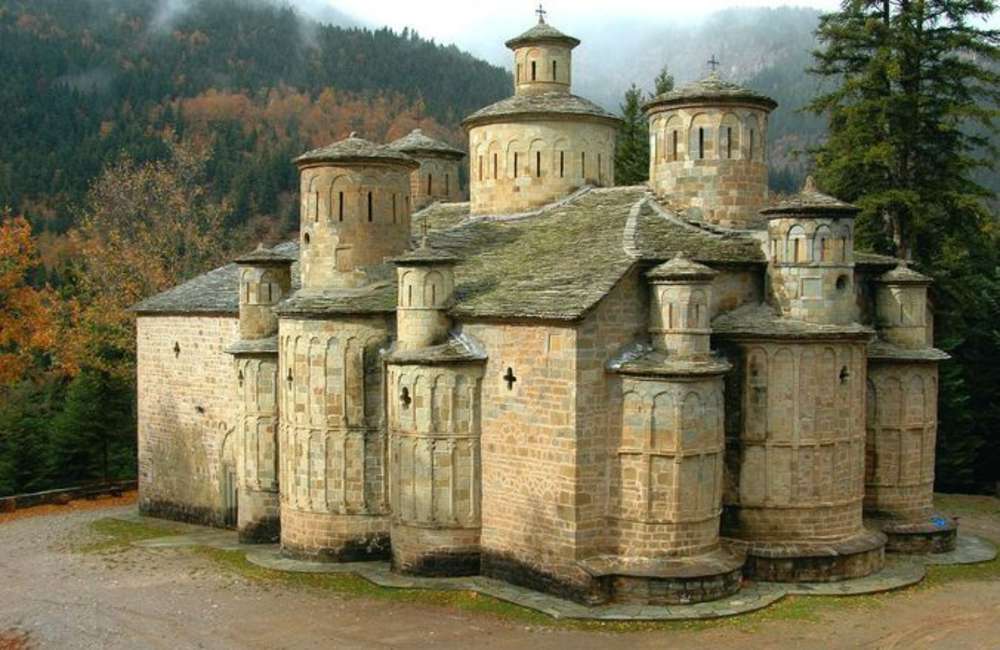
top-left (644, 72), bottom-right (777, 112)
top-left (295, 133), bottom-right (419, 168)
top-left (462, 91), bottom-right (619, 129)
top-left (761, 176), bottom-right (860, 217)
top-left (647, 252), bottom-right (717, 281)
top-left (505, 19), bottom-right (580, 49)
top-left (234, 243), bottom-right (296, 266)
top-left (389, 129), bottom-right (465, 159)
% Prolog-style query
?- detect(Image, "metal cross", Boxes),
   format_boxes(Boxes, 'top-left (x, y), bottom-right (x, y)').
top-left (536, 3), bottom-right (547, 23)
top-left (707, 54), bottom-right (720, 73)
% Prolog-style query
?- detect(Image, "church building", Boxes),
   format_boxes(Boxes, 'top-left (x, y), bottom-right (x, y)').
top-left (132, 12), bottom-right (955, 606)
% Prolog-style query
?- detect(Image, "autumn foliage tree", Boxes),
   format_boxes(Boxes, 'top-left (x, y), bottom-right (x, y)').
top-left (0, 212), bottom-right (57, 384)
top-left (71, 136), bottom-right (236, 378)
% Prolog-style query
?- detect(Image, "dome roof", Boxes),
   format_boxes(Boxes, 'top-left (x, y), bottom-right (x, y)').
top-left (644, 72), bottom-right (777, 112)
top-left (462, 91), bottom-right (619, 129)
top-left (761, 176), bottom-right (860, 217)
top-left (294, 133), bottom-right (419, 168)
top-left (233, 244), bottom-right (296, 266)
top-left (388, 129), bottom-right (465, 159)
top-left (505, 19), bottom-right (580, 49)
top-left (647, 251), bottom-right (717, 281)
top-left (391, 243), bottom-right (461, 266)
top-left (878, 261), bottom-right (932, 285)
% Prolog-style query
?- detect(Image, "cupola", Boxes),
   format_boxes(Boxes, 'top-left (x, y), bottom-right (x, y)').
top-left (234, 244), bottom-right (294, 341)
top-left (391, 238), bottom-right (460, 351)
top-left (646, 252), bottom-right (717, 358)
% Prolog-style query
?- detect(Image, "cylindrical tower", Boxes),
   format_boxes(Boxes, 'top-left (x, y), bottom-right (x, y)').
top-left (762, 177), bottom-right (859, 325)
top-left (596, 254), bottom-right (742, 606)
top-left (866, 263), bottom-right (955, 552)
top-left (294, 134), bottom-right (419, 289)
top-left (389, 129), bottom-right (466, 210)
top-left (644, 71), bottom-right (777, 229)
top-left (463, 14), bottom-right (620, 215)
top-left (386, 244), bottom-right (486, 576)
top-left (227, 245), bottom-right (294, 543)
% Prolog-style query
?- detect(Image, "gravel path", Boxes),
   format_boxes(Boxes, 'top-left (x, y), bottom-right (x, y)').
top-left (1, 501), bottom-right (998, 649)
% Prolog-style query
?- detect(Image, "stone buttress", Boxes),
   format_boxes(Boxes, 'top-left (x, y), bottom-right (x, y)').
top-left (584, 254), bottom-right (743, 605)
top-left (275, 135), bottom-right (418, 561)
top-left (715, 179), bottom-right (886, 582)
top-left (225, 245), bottom-right (294, 543)
top-left (865, 263), bottom-right (955, 552)
top-left (385, 243), bottom-right (486, 575)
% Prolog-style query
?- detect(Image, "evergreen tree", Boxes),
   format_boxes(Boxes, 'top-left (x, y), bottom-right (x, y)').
top-left (615, 84), bottom-right (651, 185)
top-left (654, 65), bottom-right (675, 95)
top-left (809, 0), bottom-right (1000, 491)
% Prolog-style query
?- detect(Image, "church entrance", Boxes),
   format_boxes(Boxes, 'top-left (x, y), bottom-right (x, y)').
top-left (221, 467), bottom-right (238, 529)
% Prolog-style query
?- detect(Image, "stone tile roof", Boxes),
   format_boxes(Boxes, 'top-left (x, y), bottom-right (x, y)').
top-left (132, 241), bottom-right (301, 315)
top-left (712, 304), bottom-right (874, 340)
top-left (855, 251), bottom-right (901, 267)
top-left (878, 262), bottom-right (932, 284)
top-left (384, 336), bottom-right (487, 365)
top-left (761, 176), bottom-right (860, 217)
top-left (868, 339), bottom-right (949, 362)
top-left (294, 134), bottom-right (418, 168)
top-left (413, 202), bottom-right (472, 232)
top-left (391, 242), bottom-right (461, 266)
top-left (504, 20), bottom-right (581, 49)
top-left (647, 252), bottom-right (718, 281)
top-left (644, 72), bottom-right (778, 112)
top-left (462, 92), bottom-right (620, 128)
top-left (135, 188), bottom-right (768, 321)
top-left (388, 129), bottom-right (465, 159)
top-left (233, 244), bottom-right (296, 265)
top-left (615, 351), bottom-right (732, 377)
top-left (225, 336), bottom-right (279, 355)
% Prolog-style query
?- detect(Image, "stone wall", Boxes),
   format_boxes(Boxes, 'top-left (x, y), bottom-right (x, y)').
top-left (513, 43), bottom-right (573, 95)
top-left (710, 266), bottom-right (764, 318)
top-left (234, 354), bottom-right (280, 542)
top-left (278, 315), bottom-right (392, 560)
top-left (298, 164), bottom-right (413, 288)
top-left (460, 319), bottom-right (590, 598)
top-left (648, 106), bottom-right (770, 228)
top-left (865, 361), bottom-right (938, 519)
top-left (137, 315), bottom-right (240, 525)
top-left (387, 362), bottom-right (485, 575)
top-left (723, 340), bottom-right (868, 541)
top-left (468, 119), bottom-right (616, 215)
top-left (409, 155), bottom-right (464, 210)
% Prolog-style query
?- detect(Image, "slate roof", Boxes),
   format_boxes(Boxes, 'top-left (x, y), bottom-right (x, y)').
top-left (388, 129), bottom-right (465, 159)
top-left (462, 92), bottom-right (620, 128)
top-left (878, 262), bottom-right (932, 284)
top-left (504, 20), bottom-right (581, 49)
top-left (132, 241), bottom-right (301, 315)
top-left (233, 244), bottom-right (296, 265)
top-left (761, 176), bottom-right (860, 217)
top-left (384, 336), bottom-right (487, 365)
top-left (644, 72), bottom-right (778, 112)
top-left (134, 188), bottom-right (768, 321)
top-left (712, 304), bottom-right (874, 340)
top-left (868, 339), bottom-right (949, 362)
top-left (225, 336), bottom-right (279, 355)
top-left (647, 252), bottom-right (718, 281)
top-left (294, 134), bottom-right (418, 168)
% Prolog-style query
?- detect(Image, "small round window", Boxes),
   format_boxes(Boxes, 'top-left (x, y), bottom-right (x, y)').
top-left (836, 275), bottom-right (849, 291)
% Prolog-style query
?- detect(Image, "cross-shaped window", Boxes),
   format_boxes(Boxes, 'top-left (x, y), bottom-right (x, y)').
top-left (503, 367), bottom-right (518, 391)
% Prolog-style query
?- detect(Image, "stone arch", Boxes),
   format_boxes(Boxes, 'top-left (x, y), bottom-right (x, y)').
top-left (257, 270), bottom-right (280, 304)
top-left (506, 139), bottom-right (524, 179)
top-left (621, 390), bottom-right (645, 449)
top-left (528, 138), bottom-right (547, 178)
top-left (241, 269), bottom-right (254, 304)
top-left (344, 337), bottom-right (364, 426)
top-left (813, 224), bottom-right (833, 262)
top-left (786, 224), bottom-right (808, 263)
top-left (771, 348), bottom-right (795, 441)
top-left (306, 174), bottom-right (321, 223)
top-left (363, 337), bottom-right (383, 425)
top-left (526, 48), bottom-right (542, 82)
top-left (833, 222), bottom-right (851, 262)
top-left (651, 391), bottom-right (676, 450)
top-left (487, 140), bottom-right (502, 180)
top-left (880, 376), bottom-right (903, 427)
top-left (688, 113), bottom-right (714, 160)
top-left (688, 289), bottom-right (708, 328)
top-left (399, 270), bottom-right (414, 307)
top-left (553, 136), bottom-right (570, 179)
top-left (681, 391), bottom-right (704, 447)
top-left (663, 115), bottom-right (683, 162)
top-left (308, 337), bottom-right (325, 427)
top-left (423, 270), bottom-right (444, 307)
top-left (412, 375), bottom-right (429, 433)
top-left (329, 174), bottom-right (351, 223)
top-left (745, 114), bottom-right (762, 161)
top-left (719, 112), bottom-right (742, 160)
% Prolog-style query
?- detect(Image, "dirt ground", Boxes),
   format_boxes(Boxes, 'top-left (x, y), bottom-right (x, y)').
top-left (0, 494), bottom-right (997, 649)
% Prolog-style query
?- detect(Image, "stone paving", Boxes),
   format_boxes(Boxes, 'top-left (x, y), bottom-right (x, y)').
top-left (117, 512), bottom-right (997, 621)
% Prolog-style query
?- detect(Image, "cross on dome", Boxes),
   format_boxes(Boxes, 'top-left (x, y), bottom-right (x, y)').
top-left (707, 54), bottom-right (720, 73)
top-left (536, 3), bottom-right (547, 23)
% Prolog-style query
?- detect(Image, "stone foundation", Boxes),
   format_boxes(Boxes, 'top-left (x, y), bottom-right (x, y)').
top-left (869, 515), bottom-right (958, 554)
top-left (280, 508), bottom-right (390, 561)
top-left (391, 523), bottom-right (481, 576)
top-left (738, 529), bottom-right (886, 582)
top-left (481, 550), bottom-right (604, 606)
top-left (238, 488), bottom-right (280, 544)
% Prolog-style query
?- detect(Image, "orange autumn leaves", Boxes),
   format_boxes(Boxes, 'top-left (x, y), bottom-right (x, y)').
top-left (0, 213), bottom-right (73, 384)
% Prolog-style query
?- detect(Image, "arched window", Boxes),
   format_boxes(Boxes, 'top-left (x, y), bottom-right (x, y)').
top-left (672, 130), bottom-right (679, 160)
top-left (787, 224), bottom-right (808, 263)
top-left (559, 151), bottom-right (565, 177)
top-left (536, 151), bottom-right (541, 178)
top-left (531, 60), bottom-right (537, 81)
top-left (478, 156), bottom-right (483, 181)
top-left (367, 192), bottom-right (373, 222)
top-left (699, 128), bottom-right (705, 159)
top-left (493, 153), bottom-right (498, 179)
top-left (813, 225), bottom-right (832, 261)
top-left (514, 152), bottom-right (519, 177)
top-left (338, 191), bottom-right (344, 221)
top-left (581, 151), bottom-right (586, 178)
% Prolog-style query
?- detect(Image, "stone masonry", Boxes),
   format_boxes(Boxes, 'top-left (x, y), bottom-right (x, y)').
top-left (133, 10), bottom-right (952, 610)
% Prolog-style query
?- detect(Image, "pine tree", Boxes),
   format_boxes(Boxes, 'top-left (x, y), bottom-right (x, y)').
top-left (654, 65), bottom-right (675, 95)
top-left (615, 84), bottom-right (651, 185)
top-left (809, 0), bottom-right (1000, 491)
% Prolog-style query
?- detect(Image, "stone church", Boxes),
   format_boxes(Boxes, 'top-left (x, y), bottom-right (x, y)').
top-left (133, 14), bottom-right (956, 606)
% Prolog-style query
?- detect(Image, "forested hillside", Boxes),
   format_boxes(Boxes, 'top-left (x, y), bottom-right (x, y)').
top-left (0, 0), bottom-right (510, 245)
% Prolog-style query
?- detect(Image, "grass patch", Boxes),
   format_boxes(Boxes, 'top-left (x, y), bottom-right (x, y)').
top-left (934, 493), bottom-right (1000, 519)
top-left (71, 518), bottom-right (182, 555)
top-left (921, 553), bottom-right (1000, 588)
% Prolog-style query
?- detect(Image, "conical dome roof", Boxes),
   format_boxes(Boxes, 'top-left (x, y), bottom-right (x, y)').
top-left (388, 129), bottom-right (465, 159)
top-left (878, 261), bottom-right (931, 285)
top-left (233, 243), bottom-right (296, 266)
top-left (505, 18), bottom-right (580, 49)
top-left (295, 133), bottom-right (419, 168)
top-left (647, 251), bottom-right (717, 281)
top-left (761, 176), bottom-right (860, 217)
top-left (644, 72), bottom-right (777, 112)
